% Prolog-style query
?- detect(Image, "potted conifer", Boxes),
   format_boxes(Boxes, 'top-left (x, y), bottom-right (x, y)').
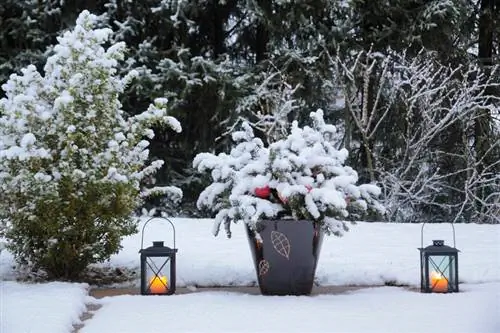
top-left (194, 110), bottom-right (384, 295)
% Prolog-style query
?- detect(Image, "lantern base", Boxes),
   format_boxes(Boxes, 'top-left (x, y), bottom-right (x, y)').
top-left (420, 287), bottom-right (459, 294)
top-left (141, 291), bottom-right (175, 296)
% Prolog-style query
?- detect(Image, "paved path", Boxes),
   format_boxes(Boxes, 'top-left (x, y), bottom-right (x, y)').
top-left (89, 284), bottom-right (373, 298)
top-left (73, 284), bottom-right (380, 332)
top-left (74, 283), bottom-right (499, 333)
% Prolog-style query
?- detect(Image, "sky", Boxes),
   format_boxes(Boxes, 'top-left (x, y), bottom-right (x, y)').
top-left (1, 217), bottom-right (499, 333)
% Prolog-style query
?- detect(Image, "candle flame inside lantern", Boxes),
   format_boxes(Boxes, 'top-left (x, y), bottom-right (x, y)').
top-left (149, 275), bottom-right (168, 293)
top-left (430, 271), bottom-right (448, 292)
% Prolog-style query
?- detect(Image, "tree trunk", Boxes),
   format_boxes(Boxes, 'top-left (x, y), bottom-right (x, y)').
top-left (475, 0), bottom-right (497, 217)
top-left (360, 69), bottom-right (376, 183)
top-left (255, 0), bottom-right (270, 63)
top-left (478, 0), bottom-right (495, 66)
top-left (211, 1), bottom-right (226, 57)
top-left (362, 139), bottom-right (375, 182)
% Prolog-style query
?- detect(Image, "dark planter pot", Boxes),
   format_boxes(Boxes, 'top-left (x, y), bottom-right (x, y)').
top-left (246, 219), bottom-right (324, 296)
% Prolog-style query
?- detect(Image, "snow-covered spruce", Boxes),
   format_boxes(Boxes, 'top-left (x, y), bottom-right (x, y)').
top-left (194, 109), bottom-right (384, 238)
top-left (0, 10), bottom-right (181, 279)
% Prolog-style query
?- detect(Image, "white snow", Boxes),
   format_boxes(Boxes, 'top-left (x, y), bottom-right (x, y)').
top-left (0, 281), bottom-right (89, 333)
top-left (80, 284), bottom-right (499, 333)
top-left (1, 217), bottom-right (499, 333)
top-left (82, 217), bottom-right (500, 288)
top-left (20, 133), bottom-right (37, 148)
top-left (194, 111), bottom-right (384, 238)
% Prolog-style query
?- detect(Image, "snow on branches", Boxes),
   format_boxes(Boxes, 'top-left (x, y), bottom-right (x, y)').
top-left (0, 10), bottom-right (182, 234)
top-left (194, 109), bottom-right (384, 238)
top-left (332, 48), bottom-right (500, 223)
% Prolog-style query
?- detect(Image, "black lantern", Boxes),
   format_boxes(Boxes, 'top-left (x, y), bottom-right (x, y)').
top-left (418, 223), bottom-right (459, 293)
top-left (139, 217), bottom-right (178, 295)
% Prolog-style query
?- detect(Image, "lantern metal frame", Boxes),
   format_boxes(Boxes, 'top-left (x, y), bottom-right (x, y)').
top-left (139, 216), bottom-right (178, 295)
top-left (418, 222), bottom-right (460, 293)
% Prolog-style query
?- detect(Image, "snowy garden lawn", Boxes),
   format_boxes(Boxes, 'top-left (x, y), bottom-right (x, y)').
top-left (1, 217), bottom-right (499, 332)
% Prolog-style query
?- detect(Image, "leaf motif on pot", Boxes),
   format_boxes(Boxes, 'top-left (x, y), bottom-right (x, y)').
top-left (271, 231), bottom-right (290, 259)
top-left (258, 260), bottom-right (270, 276)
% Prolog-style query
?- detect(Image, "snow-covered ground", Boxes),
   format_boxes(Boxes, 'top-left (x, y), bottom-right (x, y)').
top-left (1, 281), bottom-right (89, 333)
top-left (80, 283), bottom-right (499, 333)
top-left (1, 217), bottom-right (499, 333)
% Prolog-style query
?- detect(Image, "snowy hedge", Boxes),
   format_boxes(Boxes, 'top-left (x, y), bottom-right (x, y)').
top-left (0, 11), bottom-right (181, 279)
top-left (194, 109), bottom-right (384, 238)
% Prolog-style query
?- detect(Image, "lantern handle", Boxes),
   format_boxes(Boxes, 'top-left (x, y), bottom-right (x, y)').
top-left (420, 222), bottom-right (456, 248)
top-left (140, 216), bottom-right (176, 250)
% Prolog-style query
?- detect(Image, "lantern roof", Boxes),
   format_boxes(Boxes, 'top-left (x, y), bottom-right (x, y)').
top-left (140, 241), bottom-right (178, 255)
top-left (419, 240), bottom-right (459, 254)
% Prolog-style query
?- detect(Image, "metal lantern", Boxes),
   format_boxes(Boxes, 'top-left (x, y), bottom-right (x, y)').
top-left (139, 217), bottom-right (178, 295)
top-left (418, 223), bottom-right (460, 293)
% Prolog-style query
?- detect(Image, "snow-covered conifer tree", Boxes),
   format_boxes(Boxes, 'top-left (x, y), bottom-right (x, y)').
top-left (194, 109), bottom-right (384, 238)
top-left (0, 11), bottom-right (182, 279)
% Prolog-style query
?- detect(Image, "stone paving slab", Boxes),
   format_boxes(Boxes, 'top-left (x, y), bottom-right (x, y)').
top-left (89, 284), bottom-right (377, 298)
top-left (72, 285), bottom-right (385, 332)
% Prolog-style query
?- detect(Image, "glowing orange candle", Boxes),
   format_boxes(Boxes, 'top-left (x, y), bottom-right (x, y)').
top-left (430, 271), bottom-right (448, 292)
top-left (149, 275), bottom-right (168, 293)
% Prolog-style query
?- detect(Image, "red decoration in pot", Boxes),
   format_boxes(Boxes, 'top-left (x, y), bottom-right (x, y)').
top-left (254, 185), bottom-right (271, 198)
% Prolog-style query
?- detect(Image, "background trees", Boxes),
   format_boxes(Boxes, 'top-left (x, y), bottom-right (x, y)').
top-left (1, 0), bottom-right (498, 223)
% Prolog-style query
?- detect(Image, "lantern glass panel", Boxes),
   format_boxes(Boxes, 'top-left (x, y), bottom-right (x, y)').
top-left (145, 256), bottom-right (171, 294)
top-left (427, 255), bottom-right (455, 292)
